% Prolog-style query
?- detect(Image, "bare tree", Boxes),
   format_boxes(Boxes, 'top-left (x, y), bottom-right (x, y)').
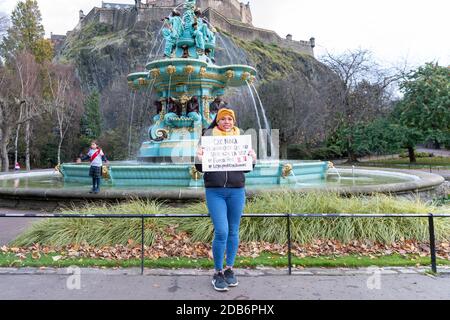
top-left (11, 52), bottom-right (45, 171)
top-left (47, 63), bottom-right (84, 165)
top-left (257, 65), bottom-right (344, 159)
top-left (0, 12), bottom-right (8, 36)
top-left (0, 65), bottom-right (24, 171)
top-left (320, 49), bottom-right (402, 162)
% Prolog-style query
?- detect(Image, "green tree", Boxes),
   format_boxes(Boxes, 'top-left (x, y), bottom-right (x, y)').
top-left (1, 0), bottom-right (52, 62)
top-left (397, 62), bottom-right (450, 161)
top-left (80, 91), bottom-right (102, 144)
top-left (328, 117), bottom-right (407, 161)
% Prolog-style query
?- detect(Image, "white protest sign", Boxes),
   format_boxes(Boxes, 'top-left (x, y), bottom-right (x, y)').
top-left (201, 135), bottom-right (253, 172)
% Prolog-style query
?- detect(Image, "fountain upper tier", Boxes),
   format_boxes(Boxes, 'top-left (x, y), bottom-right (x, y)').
top-left (128, 59), bottom-right (257, 98)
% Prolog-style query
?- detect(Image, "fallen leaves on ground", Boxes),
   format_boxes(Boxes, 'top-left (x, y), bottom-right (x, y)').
top-left (1, 237), bottom-right (449, 262)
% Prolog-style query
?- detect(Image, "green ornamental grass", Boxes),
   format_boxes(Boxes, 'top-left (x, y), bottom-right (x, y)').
top-left (11, 192), bottom-right (450, 247)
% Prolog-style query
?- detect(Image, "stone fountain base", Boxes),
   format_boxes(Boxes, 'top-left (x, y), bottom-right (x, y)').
top-left (0, 168), bottom-right (445, 211)
top-left (60, 161), bottom-right (329, 187)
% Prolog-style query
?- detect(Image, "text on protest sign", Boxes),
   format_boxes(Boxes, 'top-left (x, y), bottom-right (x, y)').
top-left (201, 135), bottom-right (253, 172)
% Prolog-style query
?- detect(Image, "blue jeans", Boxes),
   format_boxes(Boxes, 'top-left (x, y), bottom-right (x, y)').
top-left (205, 188), bottom-right (246, 271)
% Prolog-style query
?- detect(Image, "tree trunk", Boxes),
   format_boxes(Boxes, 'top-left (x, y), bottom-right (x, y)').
top-left (1, 126), bottom-right (12, 172)
top-left (0, 128), bottom-right (4, 172)
top-left (434, 140), bottom-right (441, 150)
top-left (408, 146), bottom-right (416, 163)
top-left (25, 121), bottom-right (31, 171)
top-left (57, 132), bottom-right (64, 166)
top-left (14, 104), bottom-right (23, 168)
top-left (57, 141), bottom-right (62, 165)
top-left (347, 151), bottom-right (359, 163)
top-left (14, 123), bottom-right (21, 168)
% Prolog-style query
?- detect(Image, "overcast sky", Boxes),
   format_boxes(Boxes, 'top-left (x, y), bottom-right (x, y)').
top-left (1, 0), bottom-right (449, 67)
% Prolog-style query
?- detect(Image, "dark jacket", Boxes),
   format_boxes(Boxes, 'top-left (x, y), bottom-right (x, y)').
top-left (195, 128), bottom-right (256, 188)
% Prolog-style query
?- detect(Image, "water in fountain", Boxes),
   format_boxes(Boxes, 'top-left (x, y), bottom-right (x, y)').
top-left (216, 34), bottom-right (235, 65)
top-left (250, 83), bottom-right (271, 133)
top-left (216, 34), bottom-right (260, 120)
top-left (146, 22), bottom-right (165, 64)
top-left (245, 82), bottom-right (263, 133)
top-left (249, 82), bottom-right (275, 159)
top-left (328, 166), bottom-right (342, 182)
top-left (216, 33), bottom-right (275, 159)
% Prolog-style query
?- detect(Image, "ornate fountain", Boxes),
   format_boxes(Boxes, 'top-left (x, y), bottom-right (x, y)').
top-left (128, 0), bottom-right (256, 162)
top-left (60, 0), bottom-right (329, 188)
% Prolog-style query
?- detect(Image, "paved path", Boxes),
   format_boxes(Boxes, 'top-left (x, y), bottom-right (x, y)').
top-left (417, 148), bottom-right (450, 157)
top-left (332, 148), bottom-right (450, 165)
top-left (0, 268), bottom-right (449, 300)
top-left (0, 209), bottom-right (41, 246)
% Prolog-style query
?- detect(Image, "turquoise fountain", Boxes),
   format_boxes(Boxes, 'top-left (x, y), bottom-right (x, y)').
top-left (61, 0), bottom-right (329, 188)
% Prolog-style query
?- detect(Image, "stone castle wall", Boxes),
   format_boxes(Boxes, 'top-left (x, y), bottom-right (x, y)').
top-left (68, 1), bottom-right (314, 57)
top-left (144, 0), bottom-right (251, 24)
top-left (203, 8), bottom-right (314, 56)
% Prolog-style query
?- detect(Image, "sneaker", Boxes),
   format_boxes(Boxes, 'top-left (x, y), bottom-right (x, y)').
top-left (212, 272), bottom-right (229, 292)
top-left (224, 269), bottom-right (239, 287)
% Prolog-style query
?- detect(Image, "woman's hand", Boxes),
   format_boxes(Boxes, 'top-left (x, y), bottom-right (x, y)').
top-left (196, 147), bottom-right (204, 162)
top-left (248, 149), bottom-right (257, 163)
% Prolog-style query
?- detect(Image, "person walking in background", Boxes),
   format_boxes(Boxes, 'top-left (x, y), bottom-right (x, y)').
top-left (81, 141), bottom-right (108, 194)
top-left (195, 108), bottom-right (257, 292)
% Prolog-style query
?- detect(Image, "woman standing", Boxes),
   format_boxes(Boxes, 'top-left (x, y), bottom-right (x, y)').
top-left (196, 108), bottom-right (257, 292)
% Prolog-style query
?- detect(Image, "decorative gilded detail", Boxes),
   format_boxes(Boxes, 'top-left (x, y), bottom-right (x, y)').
top-left (150, 68), bottom-right (161, 79)
top-left (138, 78), bottom-right (148, 86)
top-left (155, 129), bottom-right (169, 141)
top-left (249, 75), bottom-right (256, 84)
top-left (202, 96), bottom-right (214, 121)
top-left (241, 72), bottom-right (251, 81)
top-left (199, 67), bottom-right (207, 76)
top-left (102, 166), bottom-right (111, 180)
top-left (55, 164), bottom-right (62, 174)
top-left (225, 70), bottom-right (235, 80)
top-left (167, 65), bottom-right (176, 75)
top-left (281, 164), bottom-right (293, 178)
top-left (180, 94), bottom-right (192, 105)
top-left (190, 166), bottom-right (202, 181)
top-left (328, 161), bottom-right (335, 169)
top-left (184, 65), bottom-right (195, 75)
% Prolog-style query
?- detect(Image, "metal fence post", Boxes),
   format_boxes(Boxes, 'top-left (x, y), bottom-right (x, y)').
top-left (287, 213), bottom-right (292, 275)
top-left (141, 215), bottom-right (145, 275)
top-left (428, 214), bottom-right (437, 273)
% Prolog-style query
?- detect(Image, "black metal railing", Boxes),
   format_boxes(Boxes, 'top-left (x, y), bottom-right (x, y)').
top-left (1, 212), bottom-right (450, 275)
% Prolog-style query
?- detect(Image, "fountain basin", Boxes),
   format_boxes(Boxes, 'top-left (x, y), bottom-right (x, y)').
top-left (60, 161), bottom-right (329, 187)
top-left (0, 167), bottom-right (445, 210)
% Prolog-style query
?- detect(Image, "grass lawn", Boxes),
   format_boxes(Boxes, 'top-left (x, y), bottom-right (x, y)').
top-left (1, 252), bottom-right (448, 269)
